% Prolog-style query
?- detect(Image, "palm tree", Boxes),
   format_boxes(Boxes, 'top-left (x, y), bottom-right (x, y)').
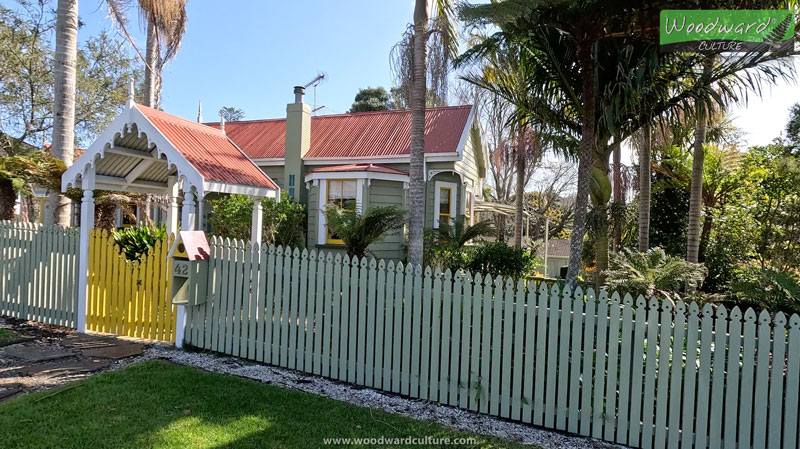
top-left (47, 0), bottom-right (79, 226)
top-left (461, 42), bottom-right (550, 247)
top-left (404, 0), bottom-right (456, 268)
top-left (638, 123), bottom-right (652, 251)
top-left (105, 0), bottom-right (187, 107)
top-left (687, 59), bottom-right (714, 263)
top-left (325, 205), bottom-right (406, 259)
top-left (604, 247), bottom-right (707, 302)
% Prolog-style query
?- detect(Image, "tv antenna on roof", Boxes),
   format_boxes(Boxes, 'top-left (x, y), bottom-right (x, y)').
top-left (303, 72), bottom-right (326, 115)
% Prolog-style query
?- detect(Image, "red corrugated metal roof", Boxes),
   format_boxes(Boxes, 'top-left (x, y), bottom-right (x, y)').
top-left (310, 164), bottom-right (408, 175)
top-left (137, 104), bottom-right (278, 189)
top-left (206, 105), bottom-right (472, 160)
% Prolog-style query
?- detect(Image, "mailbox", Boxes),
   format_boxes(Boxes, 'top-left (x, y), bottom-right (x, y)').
top-left (168, 231), bottom-right (210, 306)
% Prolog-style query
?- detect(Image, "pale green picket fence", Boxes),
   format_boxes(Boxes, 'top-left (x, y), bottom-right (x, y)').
top-left (0, 220), bottom-right (79, 327)
top-left (185, 237), bottom-right (800, 449)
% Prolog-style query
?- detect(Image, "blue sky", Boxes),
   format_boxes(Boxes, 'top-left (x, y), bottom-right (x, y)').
top-left (77, 1), bottom-right (799, 154)
top-left (77, 0), bottom-right (417, 121)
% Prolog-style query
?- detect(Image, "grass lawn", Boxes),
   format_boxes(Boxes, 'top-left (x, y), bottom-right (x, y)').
top-left (0, 360), bottom-right (526, 449)
top-left (0, 327), bottom-right (20, 345)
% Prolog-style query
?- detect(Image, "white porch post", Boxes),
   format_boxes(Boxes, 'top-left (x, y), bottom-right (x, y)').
top-left (174, 187), bottom-right (196, 348)
top-left (166, 176), bottom-right (179, 235)
top-left (251, 197), bottom-right (263, 247)
top-left (76, 172), bottom-right (95, 333)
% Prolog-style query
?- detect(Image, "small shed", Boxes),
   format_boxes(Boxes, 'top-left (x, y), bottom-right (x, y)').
top-left (61, 85), bottom-right (279, 340)
top-left (535, 238), bottom-right (570, 278)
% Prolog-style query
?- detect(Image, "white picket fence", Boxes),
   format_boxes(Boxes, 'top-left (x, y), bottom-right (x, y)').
top-left (0, 221), bottom-right (80, 327)
top-left (185, 237), bottom-right (800, 449)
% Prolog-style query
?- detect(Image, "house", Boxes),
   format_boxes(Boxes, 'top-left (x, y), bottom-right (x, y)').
top-left (209, 86), bottom-right (487, 260)
top-left (535, 238), bottom-right (570, 278)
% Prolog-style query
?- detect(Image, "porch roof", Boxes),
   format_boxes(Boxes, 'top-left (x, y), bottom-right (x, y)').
top-left (62, 97), bottom-right (278, 198)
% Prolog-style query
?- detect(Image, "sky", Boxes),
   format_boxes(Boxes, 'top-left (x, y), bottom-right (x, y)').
top-left (76, 1), bottom-right (799, 162)
top-left (76, 0), bottom-right (417, 121)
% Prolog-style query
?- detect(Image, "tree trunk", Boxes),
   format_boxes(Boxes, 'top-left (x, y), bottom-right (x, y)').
top-left (566, 41), bottom-right (596, 287)
top-left (699, 205), bottom-right (713, 261)
top-left (687, 108), bottom-right (707, 263)
top-left (513, 125), bottom-right (526, 248)
top-left (0, 179), bottom-right (16, 221)
top-left (593, 148), bottom-right (611, 288)
top-left (48, 0), bottom-right (78, 227)
top-left (406, 0), bottom-right (429, 268)
top-left (612, 140), bottom-right (622, 252)
top-left (144, 21), bottom-right (158, 107)
top-left (638, 123), bottom-right (651, 252)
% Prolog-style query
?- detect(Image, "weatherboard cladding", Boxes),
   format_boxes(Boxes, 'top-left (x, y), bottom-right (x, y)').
top-left (137, 104), bottom-right (278, 190)
top-left (207, 105), bottom-right (472, 160)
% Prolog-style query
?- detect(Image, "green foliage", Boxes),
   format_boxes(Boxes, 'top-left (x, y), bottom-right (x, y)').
top-left (731, 266), bottom-right (800, 315)
top-left (325, 205), bottom-right (405, 258)
top-left (219, 106), bottom-right (245, 122)
top-left (0, 1), bottom-right (142, 148)
top-left (207, 194), bottom-right (254, 241)
top-left (112, 225), bottom-right (166, 261)
top-left (423, 216), bottom-right (495, 271)
top-left (433, 216), bottom-right (494, 248)
top-left (604, 248), bottom-right (707, 301)
top-left (467, 242), bottom-right (537, 280)
top-left (208, 192), bottom-right (307, 248)
top-left (348, 87), bottom-right (392, 113)
top-left (0, 149), bottom-right (65, 194)
top-left (263, 192), bottom-right (307, 249)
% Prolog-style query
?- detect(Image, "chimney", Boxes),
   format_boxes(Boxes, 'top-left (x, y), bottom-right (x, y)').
top-left (196, 100), bottom-right (203, 123)
top-left (219, 113), bottom-right (225, 134)
top-left (284, 86), bottom-right (311, 202)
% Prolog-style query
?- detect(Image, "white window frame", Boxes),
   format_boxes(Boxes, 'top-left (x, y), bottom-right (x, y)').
top-left (433, 181), bottom-right (458, 229)
top-left (316, 178), bottom-right (364, 245)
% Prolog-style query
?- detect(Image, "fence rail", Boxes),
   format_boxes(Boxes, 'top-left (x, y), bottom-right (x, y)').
top-left (185, 237), bottom-right (800, 449)
top-left (0, 221), bottom-right (79, 327)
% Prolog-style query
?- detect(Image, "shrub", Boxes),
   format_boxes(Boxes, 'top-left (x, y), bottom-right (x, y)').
top-left (604, 247), bottom-right (707, 301)
top-left (730, 265), bottom-right (800, 315)
top-left (207, 194), bottom-right (253, 240)
top-left (423, 216), bottom-right (493, 271)
top-left (112, 224), bottom-right (167, 261)
top-left (208, 192), bottom-right (307, 247)
top-left (466, 242), bottom-right (537, 280)
top-left (325, 205), bottom-right (405, 258)
top-left (263, 192), bottom-right (307, 249)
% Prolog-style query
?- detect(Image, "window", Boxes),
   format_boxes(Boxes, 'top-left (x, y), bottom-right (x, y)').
top-left (439, 187), bottom-right (452, 227)
top-left (433, 181), bottom-right (458, 229)
top-left (326, 179), bottom-right (357, 244)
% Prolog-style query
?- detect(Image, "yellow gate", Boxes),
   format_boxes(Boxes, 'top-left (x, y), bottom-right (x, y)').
top-left (87, 230), bottom-right (177, 342)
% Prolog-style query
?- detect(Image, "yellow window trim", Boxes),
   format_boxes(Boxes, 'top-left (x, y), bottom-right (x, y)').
top-left (325, 179), bottom-right (357, 245)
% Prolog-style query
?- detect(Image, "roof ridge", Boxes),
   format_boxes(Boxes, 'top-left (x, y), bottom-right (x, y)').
top-left (207, 104), bottom-right (473, 125)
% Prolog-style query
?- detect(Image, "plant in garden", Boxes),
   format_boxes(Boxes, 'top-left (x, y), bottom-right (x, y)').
top-left (262, 192), bottom-right (306, 249)
top-left (604, 247), bottom-right (707, 302)
top-left (730, 265), bottom-right (800, 315)
top-left (208, 193), bottom-right (307, 248)
top-left (112, 224), bottom-right (166, 261)
top-left (207, 194), bottom-right (253, 241)
top-left (325, 205), bottom-right (405, 258)
top-left (424, 216), bottom-right (494, 271)
top-left (467, 241), bottom-right (537, 280)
